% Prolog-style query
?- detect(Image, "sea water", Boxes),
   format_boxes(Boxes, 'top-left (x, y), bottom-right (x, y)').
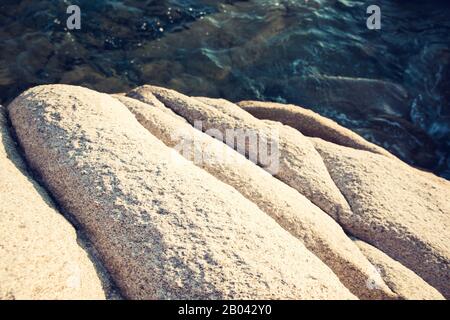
top-left (0, 0), bottom-right (449, 178)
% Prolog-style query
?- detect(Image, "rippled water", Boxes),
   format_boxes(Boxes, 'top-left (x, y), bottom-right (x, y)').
top-left (1, 0), bottom-right (449, 178)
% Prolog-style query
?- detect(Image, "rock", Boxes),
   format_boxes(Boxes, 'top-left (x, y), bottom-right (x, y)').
top-left (8, 84), bottom-right (356, 300)
top-left (128, 85), bottom-right (352, 222)
top-left (311, 137), bottom-right (450, 298)
top-left (115, 95), bottom-right (395, 299)
top-left (354, 239), bottom-right (445, 300)
top-left (237, 100), bottom-right (392, 158)
top-left (0, 105), bottom-right (105, 300)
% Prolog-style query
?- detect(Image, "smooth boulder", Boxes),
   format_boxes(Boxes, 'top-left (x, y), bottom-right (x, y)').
top-left (312, 137), bottom-right (450, 298)
top-left (8, 85), bottom-right (356, 300)
top-left (127, 85), bottom-right (352, 222)
top-left (116, 95), bottom-right (395, 299)
top-left (0, 106), bottom-right (105, 300)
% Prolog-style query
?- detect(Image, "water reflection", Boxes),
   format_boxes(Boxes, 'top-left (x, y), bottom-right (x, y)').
top-left (0, 0), bottom-right (449, 177)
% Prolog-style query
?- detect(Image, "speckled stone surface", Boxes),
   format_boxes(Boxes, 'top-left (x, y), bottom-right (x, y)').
top-left (354, 239), bottom-right (444, 300)
top-left (116, 94), bottom-right (396, 299)
top-left (3, 83), bottom-right (448, 300)
top-left (128, 85), bottom-right (353, 222)
top-left (0, 106), bottom-right (105, 300)
top-left (8, 85), bottom-right (356, 300)
top-left (312, 138), bottom-right (450, 298)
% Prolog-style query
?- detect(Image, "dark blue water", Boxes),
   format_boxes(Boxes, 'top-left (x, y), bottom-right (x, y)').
top-left (1, 0), bottom-right (449, 178)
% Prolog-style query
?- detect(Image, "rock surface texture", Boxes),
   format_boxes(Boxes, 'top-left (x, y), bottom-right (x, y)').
top-left (128, 86), bottom-right (352, 222)
top-left (115, 95), bottom-right (395, 299)
top-left (0, 106), bottom-right (105, 300)
top-left (2, 83), bottom-right (448, 300)
top-left (311, 138), bottom-right (450, 298)
top-left (354, 240), bottom-right (444, 300)
top-left (7, 85), bottom-right (356, 300)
